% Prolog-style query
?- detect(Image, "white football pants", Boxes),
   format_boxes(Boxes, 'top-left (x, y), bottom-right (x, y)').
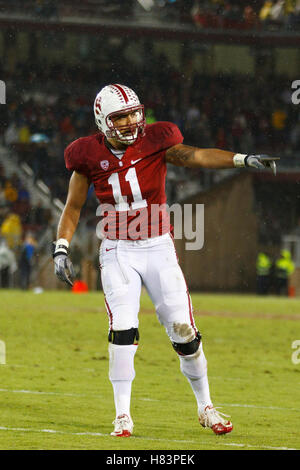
top-left (99, 233), bottom-right (198, 344)
top-left (100, 233), bottom-right (212, 414)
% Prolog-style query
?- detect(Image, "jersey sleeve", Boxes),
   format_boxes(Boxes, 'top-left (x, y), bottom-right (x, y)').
top-left (157, 122), bottom-right (184, 150)
top-left (64, 138), bottom-right (90, 178)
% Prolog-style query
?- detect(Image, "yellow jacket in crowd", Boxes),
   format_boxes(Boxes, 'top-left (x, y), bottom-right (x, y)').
top-left (275, 250), bottom-right (295, 279)
top-left (256, 252), bottom-right (272, 276)
top-left (1, 213), bottom-right (22, 249)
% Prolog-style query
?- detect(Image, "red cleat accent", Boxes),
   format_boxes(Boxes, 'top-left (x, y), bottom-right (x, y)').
top-left (199, 405), bottom-right (233, 435)
top-left (111, 414), bottom-right (133, 437)
top-left (211, 421), bottom-right (233, 435)
top-left (114, 430), bottom-right (131, 437)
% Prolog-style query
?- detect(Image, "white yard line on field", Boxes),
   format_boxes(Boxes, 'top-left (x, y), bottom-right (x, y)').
top-left (0, 426), bottom-right (297, 450)
top-left (218, 402), bottom-right (300, 412)
top-left (0, 388), bottom-right (299, 413)
top-left (0, 388), bottom-right (90, 398)
top-left (5, 363), bottom-right (96, 372)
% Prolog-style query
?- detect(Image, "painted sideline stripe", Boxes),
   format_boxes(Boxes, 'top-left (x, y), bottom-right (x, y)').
top-left (0, 388), bottom-right (299, 413)
top-left (0, 426), bottom-right (297, 450)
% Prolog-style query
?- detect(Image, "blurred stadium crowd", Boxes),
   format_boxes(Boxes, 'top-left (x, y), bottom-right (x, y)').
top-left (0, 2), bottom-right (300, 288)
top-left (0, 47), bottom-right (298, 277)
top-left (190, 0), bottom-right (300, 31)
top-left (0, 52), bottom-right (299, 199)
top-left (1, 0), bottom-right (300, 31)
top-left (0, 163), bottom-right (51, 288)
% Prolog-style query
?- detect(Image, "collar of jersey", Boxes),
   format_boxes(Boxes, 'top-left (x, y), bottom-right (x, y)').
top-left (104, 137), bottom-right (127, 160)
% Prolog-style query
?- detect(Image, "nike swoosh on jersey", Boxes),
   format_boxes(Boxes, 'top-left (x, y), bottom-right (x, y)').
top-left (106, 248), bottom-right (116, 252)
top-left (131, 158), bottom-right (142, 165)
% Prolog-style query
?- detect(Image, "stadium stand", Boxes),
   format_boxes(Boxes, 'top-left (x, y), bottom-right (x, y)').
top-left (0, 1), bottom-right (300, 31)
top-left (1, 1), bottom-right (300, 290)
top-left (0, 56), bottom-right (299, 205)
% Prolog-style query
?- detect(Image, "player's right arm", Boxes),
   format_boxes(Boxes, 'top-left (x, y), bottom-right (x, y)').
top-left (57, 171), bottom-right (89, 242)
top-left (53, 171), bottom-right (89, 286)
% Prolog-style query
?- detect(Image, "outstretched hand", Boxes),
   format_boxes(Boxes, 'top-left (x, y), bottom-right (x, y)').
top-left (246, 155), bottom-right (279, 176)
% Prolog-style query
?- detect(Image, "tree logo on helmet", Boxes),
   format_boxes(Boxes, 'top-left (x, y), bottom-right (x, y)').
top-left (95, 97), bottom-right (102, 115)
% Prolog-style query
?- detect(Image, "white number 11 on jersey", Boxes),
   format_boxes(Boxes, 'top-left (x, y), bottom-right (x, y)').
top-left (108, 167), bottom-right (148, 211)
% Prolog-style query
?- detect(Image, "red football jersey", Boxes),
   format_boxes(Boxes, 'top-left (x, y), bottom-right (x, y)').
top-left (64, 121), bottom-right (183, 239)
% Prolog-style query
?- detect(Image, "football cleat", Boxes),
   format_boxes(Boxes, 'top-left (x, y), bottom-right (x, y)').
top-left (199, 405), bottom-right (233, 435)
top-left (111, 414), bottom-right (133, 437)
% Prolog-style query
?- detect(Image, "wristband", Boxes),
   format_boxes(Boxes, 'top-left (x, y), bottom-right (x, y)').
top-left (54, 238), bottom-right (69, 257)
top-left (233, 153), bottom-right (247, 168)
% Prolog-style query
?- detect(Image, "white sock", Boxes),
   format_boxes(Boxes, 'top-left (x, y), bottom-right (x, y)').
top-left (187, 375), bottom-right (213, 414)
top-left (179, 343), bottom-right (213, 413)
top-left (111, 380), bottom-right (132, 418)
top-left (108, 343), bottom-right (138, 419)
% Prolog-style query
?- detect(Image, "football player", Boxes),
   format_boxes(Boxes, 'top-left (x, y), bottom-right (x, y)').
top-left (53, 84), bottom-right (278, 437)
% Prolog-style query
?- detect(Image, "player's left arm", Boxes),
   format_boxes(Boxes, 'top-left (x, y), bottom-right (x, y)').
top-left (165, 144), bottom-right (279, 175)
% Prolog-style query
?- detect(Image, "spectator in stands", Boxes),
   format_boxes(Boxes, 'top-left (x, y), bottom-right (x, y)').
top-left (285, 0), bottom-right (300, 29)
top-left (260, 1), bottom-right (274, 22)
top-left (243, 5), bottom-right (259, 28)
top-left (0, 184), bottom-right (6, 208)
top-left (274, 249), bottom-right (295, 295)
top-left (271, 107), bottom-right (288, 149)
top-left (18, 233), bottom-right (37, 290)
top-left (34, 0), bottom-right (58, 20)
top-left (191, 1), bottom-right (209, 28)
top-left (18, 122), bottom-right (31, 144)
top-left (17, 184), bottom-right (30, 203)
top-left (1, 213), bottom-right (22, 249)
top-left (256, 252), bottom-right (272, 295)
top-left (0, 237), bottom-right (17, 288)
top-left (31, 141), bottom-right (50, 182)
top-left (186, 103), bottom-right (201, 126)
top-left (29, 201), bottom-right (44, 226)
top-left (4, 181), bottom-right (18, 204)
top-left (4, 122), bottom-right (19, 146)
top-left (270, 0), bottom-right (285, 22)
top-left (0, 164), bottom-right (6, 186)
top-left (231, 112), bottom-right (247, 149)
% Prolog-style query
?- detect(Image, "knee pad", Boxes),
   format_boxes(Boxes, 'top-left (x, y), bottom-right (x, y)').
top-left (172, 331), bottom-right (201, 356)
top-left (108, 328), bottom-right (139, 345)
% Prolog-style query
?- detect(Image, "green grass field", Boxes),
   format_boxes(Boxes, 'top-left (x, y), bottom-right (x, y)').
top-left (0, 290), bottom-right (299, 450)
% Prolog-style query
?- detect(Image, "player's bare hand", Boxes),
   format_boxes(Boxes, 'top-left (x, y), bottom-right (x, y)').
top-left (54, 254), bottom-right (75, 287)
top-left (246, 155), bottom-right (279, 176)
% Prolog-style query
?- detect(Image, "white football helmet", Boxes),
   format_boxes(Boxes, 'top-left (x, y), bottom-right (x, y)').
top-left (94, 84), bottom-right (145, 145)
